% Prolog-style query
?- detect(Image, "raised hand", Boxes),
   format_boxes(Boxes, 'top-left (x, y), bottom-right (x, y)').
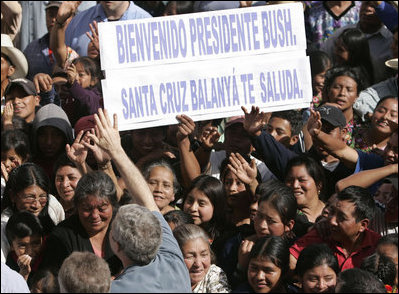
top-left (238, 239), bottom-right (255, 270)
top-left (82, 128), bottom-right (111, 167)
top-left (241, 105), bottom-right (268, 137)
top-left (66, 130), bottom-right (88, 166)
top-left (2, 101), bottom-right (14, 127)
top-left (87, 109), bottom-right (121, 157)
top-left (228, 153), bottom-right (257, 185)
top-left (66, 63), bottom-right (77, 85)
top-left (86, 20), bottom-right (100, 52)
top-left (176, 114), bottom-right (195, 143)
top-left (198, 125), bottom-right (220, 151)
top-left (307, 108), bottom-right (322, 137)
top-left (17, 254), bottom-right (32, 280)
top-left (33, 73), bottom-right (52, 94)
top-left (56, 1), bottom-right (81, 24)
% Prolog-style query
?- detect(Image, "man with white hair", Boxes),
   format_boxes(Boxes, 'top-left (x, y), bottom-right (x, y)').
top-left (90, 109), bottom-right (191, 293)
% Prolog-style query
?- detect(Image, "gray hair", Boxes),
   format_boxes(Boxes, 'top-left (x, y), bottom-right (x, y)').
top-left (111, 204), bottom-right (162, 265)
top-left (74, 171), bottom-right (117, 207)
top-left (58, 251), bottom-right (111, 293)
top-left (141, 159), bottom-right (180, 195)
top-left (173, 224), bottom-right (210, 248)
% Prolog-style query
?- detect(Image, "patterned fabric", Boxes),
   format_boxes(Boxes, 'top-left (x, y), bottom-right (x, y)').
top-left (192, 264), bottom-right (231, 293)
top-left (344, 112), bottom-right (363, 147)
top-left (63, 47), bottom-right (80, 71)
top-left (354, 128), bottom-right (386, 155)
top-left (305, 1), bottom-right (361, 50)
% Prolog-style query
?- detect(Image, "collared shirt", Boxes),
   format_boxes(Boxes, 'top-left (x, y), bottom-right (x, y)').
top-left (23, 33), bottom-right (54, 80)
top-left (65, 2), bottom-right (152, 56)
top-left (290, 227), bottom-right (381, 271)
top-left (321, 23), bottom-right (393, 83)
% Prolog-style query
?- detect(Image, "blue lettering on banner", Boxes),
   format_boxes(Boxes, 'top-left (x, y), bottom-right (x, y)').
top-left (120, 85), bottom-right (158, 118)
top-left (259, 69), bottom-right (302, 102)
top-left (261, 8), bottom-right (295, 48)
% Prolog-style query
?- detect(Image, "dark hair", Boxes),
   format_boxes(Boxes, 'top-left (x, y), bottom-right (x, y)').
top-left (1, 52), bottom-right (14, 66)
top-left (336, 28), bottom-right (374, 85)
top-left (176, 1), bottom-right (194, 14)
top-left (29, 269), bottom-right (60, 293)
top-left (256, 179), bottom-right (297, 231)
top-left (377, 233), bottom-right (398, 248)
top-left (335, 268), bottom-right (387, 293)
top-left (309, 50), bottom-right (331, 77)
top-left (375, 96), bottom-right (398, 109)
top-left (285, 155), bottom-right (326, 200)
top-left (361, 253), bottom-right (396, 286)
top-left (270, 110), bottom-right (304, 136)
top-left (5, 211), bottom-right (44, 244)
top-left (248, 236), bottom-right (290, 281)
top-left (164, 210), bottom-right (194, 228)
top-left (295, 243), bottom-right (339, 278)
top-left (323, 66), bottom-right (366, 99)
top-left (2, 163), bottom-right (55, 234)
top-left (74, 171), bottom-right (117, 208)
top-left (2, 163), bottom-right (50, 213)
top-left (184, 175), bottom-right (228, 240)
top-left (1, 129), bottom-right (31, 162)
top-left (72, 56), bottom-right (100, 86)
top-left (53, 152), bottom-right (80, 176)
top-left (337, 186), bottom-right (376, 222)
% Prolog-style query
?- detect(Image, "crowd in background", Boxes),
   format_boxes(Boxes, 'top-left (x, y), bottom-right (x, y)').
top-left (0, 1), bottom-right (398, 293)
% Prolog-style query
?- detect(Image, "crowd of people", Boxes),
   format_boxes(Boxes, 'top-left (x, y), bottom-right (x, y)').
top-left (1, 1), bottom-right (398, 293)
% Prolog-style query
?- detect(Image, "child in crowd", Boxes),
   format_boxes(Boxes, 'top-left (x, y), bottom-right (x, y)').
top-left (173, 224), bottom-right (231, 293)
top-left (361, 252), bottom-right (397, 292)
top-left (164, 210), bottom-right (194, 231)
top-left (5, 211), bottom-right (46, 283)
top-left (1, 129), bottom-right (31, 199)
top-left (235, 235), bottom-right (290, 293)
top-left (294, 243), bottom-right (339, 293)
top-left (309, 50), bottom-right (332, 108)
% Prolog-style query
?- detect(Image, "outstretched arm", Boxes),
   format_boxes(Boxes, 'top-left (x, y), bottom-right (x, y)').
top-left (89, 109), bottom-right (159, 212)
top-left (336, 164), bottom-right (398, 192)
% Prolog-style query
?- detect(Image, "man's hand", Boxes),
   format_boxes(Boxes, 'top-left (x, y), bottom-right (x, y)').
top-left (176, 114), bottom-right (195, 143)
top-left (56, 1), bottom-right (81, 24)
top-left (66, 130), bottom-right (88, 166)
top-left (33, 73), bottom-right (52, 94)
top-left (228, 153), bottom-right (257, 185)
top-left (307, 108), bottom-right (322, 137)
top-left (241, 105), bottom-right (268, 137)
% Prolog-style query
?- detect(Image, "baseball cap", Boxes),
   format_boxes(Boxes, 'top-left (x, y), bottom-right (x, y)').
top-left (4, 78), bottom-right (37, 97)
top-left (225, 115), bottom-right (245, 129)
top-left (74, 114), bottom-right (96, 135)
top-left (316, 105), bottom-right (346, 129)
top-left (45, 1), bottom-right (62, 9)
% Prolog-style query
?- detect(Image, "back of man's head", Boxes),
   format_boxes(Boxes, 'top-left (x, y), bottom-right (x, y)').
top-left (58, 252), bottom-right (111, 293)
top-left (335, 268), bottom-right (386, 293)
top-left (111, 204), bottom-right (162, 265)
top-left (337, 185), bottom-right (376, 222)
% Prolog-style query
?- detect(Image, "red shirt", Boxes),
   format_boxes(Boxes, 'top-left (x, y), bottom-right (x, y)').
top-left (290, 228), bottom-right (381, 271)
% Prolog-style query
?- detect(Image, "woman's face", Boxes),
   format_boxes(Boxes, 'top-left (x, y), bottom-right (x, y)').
top-left (301, 264), bottom-right (337, 293)
top-left (254, 200), bottom-right (287, 238)
top-left (55, 165), bottom-right (82, 203)
top-left (371, 98), bottom-right (398, 135)
top-left (223, 170), bottom-right (247, 208)
top-left (14, 185), bottom-right (48, 216)
top-left (285, 165), bottom-right (319, 208)
top-left (181, 237), bottom-right (211, 288)
top-left (313, 69), bottom-right (329, 96)
top-left (328, 76), bottom-right (358, 112)
top-left (333, 38), bottom-right (349, 65)
top-left (248, 257), bottom-right (282, 293)
top-left (77, 194), bottom-right (113, 235)
top-left (147, 166), bottom-right (175, 211)
top-left (1, 148), bottom-right (24, 174)
top-left (183, 188), bottom-right (214, 225)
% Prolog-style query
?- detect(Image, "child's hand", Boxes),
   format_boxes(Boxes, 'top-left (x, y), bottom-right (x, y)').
top-left (17, 254), bottom-right (32, 280)
top-left (66, 63), bottom-right (77, 85)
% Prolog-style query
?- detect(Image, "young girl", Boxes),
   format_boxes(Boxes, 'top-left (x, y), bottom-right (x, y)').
top-left (309, 50), bottom-right (332, 108)
top-left (1, 130), bottom-right (31, 199)
top-left (235, 235), bottom-right (290, 293)
top-left (182, 175), bottom-right (232, 262)
top-left (5, 211), bottom-right (46, 282)
top-left (295, 243), bottom-right (339, 293)
top-left (173, 224), bottom-right (231, 293)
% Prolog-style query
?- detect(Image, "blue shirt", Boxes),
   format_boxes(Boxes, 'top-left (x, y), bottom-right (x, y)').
top-left (65, 2), bottom-right (152, 56)
top-left (355, 149), bottom-right (385, 195)
top-left (23, 33), bottom-right (54, 80)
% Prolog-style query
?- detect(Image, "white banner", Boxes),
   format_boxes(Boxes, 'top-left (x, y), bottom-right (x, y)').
top-left (99, 3), bottom-right (306, 70)
top-left (102, 53), bottom-right (312, 131)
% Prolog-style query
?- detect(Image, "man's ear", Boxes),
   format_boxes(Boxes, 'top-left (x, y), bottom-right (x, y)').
top-left (7, 65), bottom-right (15, 77)
top-left (358, 218), bottom-right (369, 233)
top-left (34, 95), bottom-right (41, 106)
top-left (340, 127), bottom-right (348, 142)
top-left (289, 135), bottom-right (299, 146)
